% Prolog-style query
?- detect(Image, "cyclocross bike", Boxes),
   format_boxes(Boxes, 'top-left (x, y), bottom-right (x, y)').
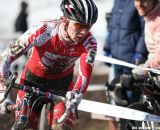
top-left (0, 73), bottom-right (75, 130)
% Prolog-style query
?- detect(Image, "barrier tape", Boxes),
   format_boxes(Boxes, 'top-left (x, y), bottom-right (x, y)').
top-left (78, 99), bottom-right (160, 122)
top-left (79, 55), bottom-right (160, 122)
top-left (95, 55), bottom-right (160, 75)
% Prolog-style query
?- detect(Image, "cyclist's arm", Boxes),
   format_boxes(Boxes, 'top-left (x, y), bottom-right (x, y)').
top-left (73, 36), bottom-right (97, 93)
top-left (0, 22), bottom-right (48, 80)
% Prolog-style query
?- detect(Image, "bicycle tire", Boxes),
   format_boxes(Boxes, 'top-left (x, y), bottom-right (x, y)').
top-left (119, 102), bottom-right (156, 130)
top-left (39, 104), bottom-right (46, 130)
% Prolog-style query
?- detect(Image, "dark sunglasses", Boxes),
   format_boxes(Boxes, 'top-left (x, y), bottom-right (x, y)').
top-left (69, 20), bottom-right (92, 30)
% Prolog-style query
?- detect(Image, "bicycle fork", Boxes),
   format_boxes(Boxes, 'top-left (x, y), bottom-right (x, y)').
top-left (12, 93), bottom-right (32, 130)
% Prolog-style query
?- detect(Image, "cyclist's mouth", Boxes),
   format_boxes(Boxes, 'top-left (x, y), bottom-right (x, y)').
top-left (75, 35), bottom-right (84, 40)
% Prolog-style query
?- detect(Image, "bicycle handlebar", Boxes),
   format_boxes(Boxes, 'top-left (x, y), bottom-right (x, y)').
top-left (1, 73), bottom-right (74, 124)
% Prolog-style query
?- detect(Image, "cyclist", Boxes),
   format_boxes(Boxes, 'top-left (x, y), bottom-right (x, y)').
top-left (0, 0), bottom-right (98, 129)
top-left (132, 0), bottom-right (160, 78)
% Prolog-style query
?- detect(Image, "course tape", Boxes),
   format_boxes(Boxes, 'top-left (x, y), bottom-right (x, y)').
top-left (95, 55), bottom-right (160, 75)
top-left (80, 54), bottom-right (160, 122)
top-left (78, 99), bottom-right (160, 122)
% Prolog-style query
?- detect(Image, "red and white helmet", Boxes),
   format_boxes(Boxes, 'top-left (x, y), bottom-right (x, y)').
top-left (60, 0), bottom-right (98, 25)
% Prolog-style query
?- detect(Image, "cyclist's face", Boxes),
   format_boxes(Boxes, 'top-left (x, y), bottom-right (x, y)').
top-left (66, 20), bottom-right (92, 43)
top-left (133, 0), bottom-right (156, 16)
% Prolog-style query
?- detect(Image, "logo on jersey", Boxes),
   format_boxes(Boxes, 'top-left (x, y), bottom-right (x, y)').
top-left (41, 52), bottom-right (77, 72)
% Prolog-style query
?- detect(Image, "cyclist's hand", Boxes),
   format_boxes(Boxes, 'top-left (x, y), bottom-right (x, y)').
top-left (132, 64), bottom-right (148, 80)
top-left (66, 90), bottom-right (83, 109)
top-left (0, 97), bottom-right (14, 115)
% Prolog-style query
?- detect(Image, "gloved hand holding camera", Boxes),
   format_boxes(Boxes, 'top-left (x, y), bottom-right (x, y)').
top-left (132, 52), bottom-right (147, 65)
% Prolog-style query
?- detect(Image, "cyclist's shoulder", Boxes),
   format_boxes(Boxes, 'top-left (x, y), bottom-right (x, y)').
top-left (31, 18), bottom-right (61, 31)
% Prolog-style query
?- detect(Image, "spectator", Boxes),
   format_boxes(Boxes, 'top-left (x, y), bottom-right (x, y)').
top-left (15, 1), bottom-right (28, 33)
top-left (14, 1), bottom-right (29, 71)
top-left (103, 0), bottom-right (148, 129)
top-left (104, 0), bottom-right (148, 77)
top-left (132, 0), bottom-right (160, 78)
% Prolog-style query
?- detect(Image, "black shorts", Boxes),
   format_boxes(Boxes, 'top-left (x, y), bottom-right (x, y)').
top-left (22, 69), bottom-right (73, 96)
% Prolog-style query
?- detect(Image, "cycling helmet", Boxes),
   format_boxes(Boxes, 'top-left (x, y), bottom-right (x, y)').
top-left (60, 0), bottom-right (98, 25)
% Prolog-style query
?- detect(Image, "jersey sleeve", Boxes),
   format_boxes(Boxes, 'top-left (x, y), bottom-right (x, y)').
top-left (0, 22), bottom-right (48, 80)
top-left (73, 35), bottom-right (97, 93)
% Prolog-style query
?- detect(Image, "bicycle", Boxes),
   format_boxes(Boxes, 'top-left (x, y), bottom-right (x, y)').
top-left (113, 73), bottom-right (160, 130)
top-left (0, 73), bottom-right (75, 130)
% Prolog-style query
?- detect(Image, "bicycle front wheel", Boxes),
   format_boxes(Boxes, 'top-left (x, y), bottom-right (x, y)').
top-left (39, 104), bottom-right (47, 130)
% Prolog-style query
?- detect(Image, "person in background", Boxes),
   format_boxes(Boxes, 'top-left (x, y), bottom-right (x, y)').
top-left (0, 0), bottom-right (98, 130)
top-left (103, 0), bottom-right (148, 129)
top-left (14, 1), bottom-right (29, 72)
top-left (132, 0), bottom-right (160, 78)
top-left (104, 0), bottom-right (148, 77)
top-left (15, 1), bottom-right (28, 33)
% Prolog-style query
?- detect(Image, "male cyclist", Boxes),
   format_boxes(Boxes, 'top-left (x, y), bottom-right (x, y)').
top-left (132, 0), bottom-right (160, 78)
top-left (0, 0), bottom-right (98, 130)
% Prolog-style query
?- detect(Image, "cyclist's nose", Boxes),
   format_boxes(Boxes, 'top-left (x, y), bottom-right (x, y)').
top-left (79, 28), bottom-right (89, 35)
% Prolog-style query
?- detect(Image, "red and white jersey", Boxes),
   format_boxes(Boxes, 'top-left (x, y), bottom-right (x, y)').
top-left (0, 19), bottom-right (97, 93)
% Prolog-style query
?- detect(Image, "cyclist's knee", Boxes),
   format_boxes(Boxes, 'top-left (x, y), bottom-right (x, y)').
top-left (51, 123), bottom-right (72, 130)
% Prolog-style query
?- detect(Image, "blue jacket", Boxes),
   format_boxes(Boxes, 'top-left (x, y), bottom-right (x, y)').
top-left (104, 0), bottom-right (148, 62)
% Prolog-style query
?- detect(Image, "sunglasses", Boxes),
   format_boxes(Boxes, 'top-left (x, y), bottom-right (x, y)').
top-left (69, 20), bottom-right (92, 30)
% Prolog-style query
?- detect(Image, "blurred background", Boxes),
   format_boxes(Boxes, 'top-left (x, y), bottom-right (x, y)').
top-left (0, 0), bottom-right (114, 54)
top-left (0, 0), bottom-right (114, 129)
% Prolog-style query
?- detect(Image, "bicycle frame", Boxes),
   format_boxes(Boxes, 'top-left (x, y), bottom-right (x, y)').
top-left (1, 73), bottom-right (73, 130)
